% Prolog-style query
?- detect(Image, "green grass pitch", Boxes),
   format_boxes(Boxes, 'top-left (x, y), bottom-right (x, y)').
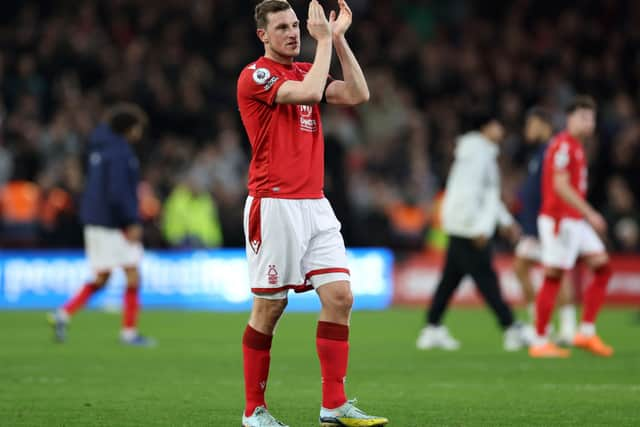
top-left (1, 308), bottom-right (639, 426)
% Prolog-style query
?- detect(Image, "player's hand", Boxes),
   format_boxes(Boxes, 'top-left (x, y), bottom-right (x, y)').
top-left (307, 0), bottom-right (332, 42)
top-left (500, 223), bottom-right (521, 245)
top-left (473, 235), bottom-right (489, 249)
top-left (330, 0), bottom-right (353, 38)
top-left (586, 209), bottom-right (607, 236)
top-left (124, 224), bottom-right (143, 243)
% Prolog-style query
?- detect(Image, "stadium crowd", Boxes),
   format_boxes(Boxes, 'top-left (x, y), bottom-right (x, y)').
top-left (0, 0), bottom-right (639, 252)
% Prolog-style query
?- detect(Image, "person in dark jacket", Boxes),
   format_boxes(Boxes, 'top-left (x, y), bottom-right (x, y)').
top-left (513, 107), bottom-right (577, 346)
top-left (48, 103), bottom-right (154, 346)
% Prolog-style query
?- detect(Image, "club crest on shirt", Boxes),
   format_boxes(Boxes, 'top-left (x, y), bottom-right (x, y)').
top-left (298, 105), bottom-right (317, 132)
top-left (253, 68), bottom-right (271, 85)
top-left (298, 104), bottom-right (312, 117)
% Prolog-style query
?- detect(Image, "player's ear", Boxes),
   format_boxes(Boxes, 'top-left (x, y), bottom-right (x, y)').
top-left (257, 28), bottom-right (268, 44)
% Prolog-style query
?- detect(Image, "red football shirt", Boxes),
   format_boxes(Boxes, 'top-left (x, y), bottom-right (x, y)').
top-left (237, 57), bottom-right (325, 199)
top-left (540, 131), bottom-right (588, 220)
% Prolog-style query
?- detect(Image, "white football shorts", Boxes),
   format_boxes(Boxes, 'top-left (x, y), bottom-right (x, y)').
top-left (515, 236), bottom-right (542, 262)
top-left (244, 196), bottom-right (350, 300)
top-left (84, 225), bottom-right (143, 272)
top-left (538, 215), bottom-right (605, 270)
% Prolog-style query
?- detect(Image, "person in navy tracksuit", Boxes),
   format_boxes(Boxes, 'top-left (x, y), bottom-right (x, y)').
top-left (49, 103), bottom-right (155, 346)
top-left (513, 107), bottom-right (576, 345)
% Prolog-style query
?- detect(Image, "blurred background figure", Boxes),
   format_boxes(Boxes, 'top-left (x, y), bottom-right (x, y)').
top-left (416, 115), bottom-right (530, 352)
top-left (0, 0), bottom-right (637, 254)
top-left (604, 176), bottom-right (640, 252)
top-left (162, 171), bottom-right (223, 249)
top-left (48, 103), bottom-right (155, 347)
top-left (513, 108), bottom-right (577, 345)
top-left (530, 96), bottom-right (613, 359)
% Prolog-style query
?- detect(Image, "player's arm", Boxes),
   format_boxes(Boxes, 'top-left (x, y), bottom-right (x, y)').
top-left (324, 0), bottom-right (369, 106)
top-left (553, 171), bottom-right (606, 233)
top-left (106, 154), bottom-right (141, 240)
top-left (275, 1), bottom-right (332, 105)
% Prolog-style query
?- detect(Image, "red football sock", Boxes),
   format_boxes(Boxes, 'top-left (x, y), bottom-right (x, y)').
top-left (582, 264), bottom-right (612, 323)
top-left (243, 326), bottom-right (272, 417)
top-left (317, 321), bottom-right (349, 410)
top-left (123, 286), bottom-right (140, 329)
top-left (63, 283), bottom-right (101, 315)
top-left (536, 275), bottom-right (562, 336)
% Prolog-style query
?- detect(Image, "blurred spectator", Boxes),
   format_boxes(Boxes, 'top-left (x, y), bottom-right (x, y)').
top-left (0, 0), bottom-right (638, 253)
top-left (603, 176), bottom-right (640, 252)
top-left (0, 180), bottom-right (41, 247)
top-left (162, 174), bottom-right (223, 249)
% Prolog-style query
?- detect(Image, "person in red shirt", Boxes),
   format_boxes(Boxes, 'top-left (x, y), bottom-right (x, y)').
top-left (529, 96), bottom-right (613, 358)
top-left (236, 1), bottom-right (387, 426)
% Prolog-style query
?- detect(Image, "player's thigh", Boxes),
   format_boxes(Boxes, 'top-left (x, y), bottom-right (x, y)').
top-left (84, 226), bottom-right (120, 273)
top-left (117, 235), bottom-right (143, 271)
top-left (515, 236), bottom-right (542, 263)
top-left (243, 197), bottom-right (308, 299)
top-left (538, 216), bottom-right (580, 270)
top-left (301, 199), bottom-right (350, 290)
top-left (438, 237), bottom-right (467, 285)
top-left (577, 221), bottom-right (608, 268)
top-left (466, 244), bottom-right (500, 292)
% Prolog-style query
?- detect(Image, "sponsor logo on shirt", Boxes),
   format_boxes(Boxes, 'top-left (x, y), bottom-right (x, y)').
top-left (298, 105), bottom-right (317, 132)
top-left (264, 76), bottom-right (278, 91)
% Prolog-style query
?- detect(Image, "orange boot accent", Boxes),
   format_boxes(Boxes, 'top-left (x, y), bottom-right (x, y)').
top-left (529, 342), bottom-right (571, 358)
top-left (573, 334), bottom-right (614, 357)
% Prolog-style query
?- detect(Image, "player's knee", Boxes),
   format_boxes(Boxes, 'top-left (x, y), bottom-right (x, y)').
top-left (514, 258), bottom-right (528, 275)
top-left (593, 262), bottom-right (612, 279)
top-left (326, 286), bottom-right (353, 313)
top-left (589, 254), bottom-right (610, 271)
top-left (94, 272), bottom-right (111, 287)
top-left (255, 298), bottom-right (287, 322)
top-left (544, 267), bottom-right (563, 280)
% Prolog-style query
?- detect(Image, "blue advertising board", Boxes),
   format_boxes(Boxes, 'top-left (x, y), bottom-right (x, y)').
top-left (0, 249), bottom-right (393, 311)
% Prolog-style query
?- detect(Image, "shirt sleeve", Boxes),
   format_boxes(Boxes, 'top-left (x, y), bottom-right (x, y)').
top-left (553, 141), bottom-right (571, 171)
top-left (237, 64), bottom-right (285, 106)
top-left (106, 153), bottom-right (140, 226)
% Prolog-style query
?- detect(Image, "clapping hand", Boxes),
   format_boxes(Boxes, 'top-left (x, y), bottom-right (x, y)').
top-left (329, 0), bottom-right (353, 38)
top-left (307, 0), bottom-right (332, 42)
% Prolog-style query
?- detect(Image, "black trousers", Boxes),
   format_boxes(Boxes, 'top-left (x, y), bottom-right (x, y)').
top-left (426, 236), bottom-right (515, 329)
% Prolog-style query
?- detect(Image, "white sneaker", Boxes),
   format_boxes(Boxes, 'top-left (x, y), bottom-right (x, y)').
top-left (416, 325), bottom-right (460, 350)
top-left (319, 399), bottom-right (388, 426)
top-left (242, 406), bottom-right (288, 427)
top-left (555, 331), bottom-right (575, 347)
top-left (504, 322), bottom-right (533, 351)
top-left (521, 324), bottom-right (537, 346)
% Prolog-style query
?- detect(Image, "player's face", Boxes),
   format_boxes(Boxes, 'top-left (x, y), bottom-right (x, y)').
top-left (524, 116), bottom-right (550, 143)
top-left (485, 120), bottom-right (505, 143)
top-left (568, 108), bottom-right (596, 138)
top-left (128, 124), bottom-right (144, 143)
top-left (261, 9), bottom-right (301, 59)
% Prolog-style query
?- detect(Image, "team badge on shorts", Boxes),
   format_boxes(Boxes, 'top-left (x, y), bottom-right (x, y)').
top-left (267, 265), bottom-right (278, 285)
top-left (253, 68), bottom-right (271, 85)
